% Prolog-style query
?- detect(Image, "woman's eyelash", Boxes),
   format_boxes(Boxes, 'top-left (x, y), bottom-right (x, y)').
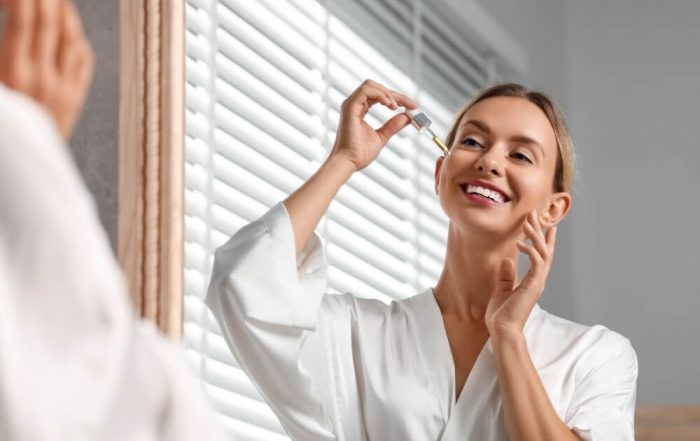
top-left (512, 152), bottom-right (533, 164)
top-left (460, 137), bottom-right (482, 147)
top-left (459, 137), bottom-right (533, 164)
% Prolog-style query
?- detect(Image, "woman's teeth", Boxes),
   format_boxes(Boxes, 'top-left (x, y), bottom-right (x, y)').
top-left (463, 184), bottom-right (505, 203)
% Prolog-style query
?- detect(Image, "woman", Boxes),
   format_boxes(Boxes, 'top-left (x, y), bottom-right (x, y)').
top-left (206, 79), bottom-right (638, 440)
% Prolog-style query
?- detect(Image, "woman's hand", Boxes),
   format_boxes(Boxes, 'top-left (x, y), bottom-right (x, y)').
top-left (0, 0), bottom-right (94, 141)
top-left (485, 210), bottom-right (557, 338)
top-left (329, 79), bottom-right (418, 172)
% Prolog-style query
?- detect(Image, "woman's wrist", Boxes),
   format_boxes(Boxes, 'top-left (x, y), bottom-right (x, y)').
top-left (283, 152), bottom-right (356, 256)
top-left (323, 153), bottom-right (358, 179)
top-left (490, 327), bottom-right (527, 350)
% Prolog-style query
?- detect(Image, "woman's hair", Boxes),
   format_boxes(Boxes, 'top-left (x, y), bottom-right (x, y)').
top-left (443, 83), bottom-right (576, 193)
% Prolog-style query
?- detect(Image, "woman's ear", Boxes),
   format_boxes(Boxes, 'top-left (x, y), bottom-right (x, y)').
top-left (434, 156), bottom-right (444, 195)
top-left (540, 192), bottom-right (572, 228)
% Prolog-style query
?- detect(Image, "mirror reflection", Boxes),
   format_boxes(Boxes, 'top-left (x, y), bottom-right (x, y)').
top-left (182, 0), bottom-right (700, 440)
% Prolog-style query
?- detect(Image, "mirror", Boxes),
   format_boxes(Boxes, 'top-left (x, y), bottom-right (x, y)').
top-left (181, 0), bottom-right (700, 439)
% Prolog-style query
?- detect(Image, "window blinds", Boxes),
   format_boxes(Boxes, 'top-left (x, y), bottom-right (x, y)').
top-left (184, 0), bottom-right (523, 439)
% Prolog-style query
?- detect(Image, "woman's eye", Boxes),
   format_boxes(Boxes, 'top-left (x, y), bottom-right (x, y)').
top-left (512, 152), bottom-right (533, 164)
top-left (460, 137), bottom-right (482, 147)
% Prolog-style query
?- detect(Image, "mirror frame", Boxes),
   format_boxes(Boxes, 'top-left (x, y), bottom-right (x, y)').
top-left (118, 0), bottom-right (184, 338)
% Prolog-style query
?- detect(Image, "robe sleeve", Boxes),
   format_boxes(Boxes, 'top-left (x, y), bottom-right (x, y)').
top-left (205, 202), bottom-right (344, 441)
top-left (565, 331), bottom-right (638, 441)
top-left (0, 83), bottom-right (226, 441)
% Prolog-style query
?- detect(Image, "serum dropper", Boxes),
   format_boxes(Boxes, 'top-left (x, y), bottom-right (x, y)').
top-left (406, 110), bottom-right (449, 155)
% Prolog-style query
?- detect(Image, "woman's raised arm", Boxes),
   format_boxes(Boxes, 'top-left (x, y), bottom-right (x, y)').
top-left (284, 79), bottom-right (417, 256)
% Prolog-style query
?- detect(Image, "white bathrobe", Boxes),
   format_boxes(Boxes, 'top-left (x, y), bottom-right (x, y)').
top-left (0, 83), bottom-right (226, 441)
top-left (206, 200), bottom-right (638, 441)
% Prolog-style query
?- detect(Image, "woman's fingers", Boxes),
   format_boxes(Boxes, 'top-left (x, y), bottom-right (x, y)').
top-left (523, 212), bottom-right (548, 264)
top-left (517, 212), bottom-right (547, 288)
top-left (56, 0), bottom-right (71, 71)
top-left (33, 0), bottom-right (59, 69)
top-left (375, 112), bottom-right (411, 145)
top-left (55, 0), bottom-right (92, 137)
top-left (59, 0), bottom-right (90, 75)
top-left (343, 80), bottom-right (417, 118)
top-left (517, 210), bottom-right (559, 295)
top-left (387, 88), bottom-right (418, 109)
top-left (330, 79), bottom-right (417, 171)
top-left (342, 88), bottom-right (391, 118)
top-left (546, 224), bottom-right (557, 255)
top-left (516, 240), bottom-right (543, 291)
top-left (0, 0), bottom-right (93, 140)
top-left (497, 257), bottom-right (517, 294)
top-left (57, 0), bottom-right (81, 71)
top-left (3, 0), bottom-right (33, 65)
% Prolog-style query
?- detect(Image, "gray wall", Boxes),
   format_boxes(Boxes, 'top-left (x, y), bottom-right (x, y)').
top-left (71, 0), bottom-right (119, 252)
top-left (566, 0), bottom-right (700, 405)
top-left (481, 0), bottom-right (700, 406)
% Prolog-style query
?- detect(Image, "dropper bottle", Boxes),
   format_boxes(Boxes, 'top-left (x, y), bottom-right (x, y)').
top-left (406, 110), bottom-right (449, 155)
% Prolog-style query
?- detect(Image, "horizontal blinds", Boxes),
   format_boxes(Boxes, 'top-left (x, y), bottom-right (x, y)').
top-left (184, 0), bottom-right (515, 438)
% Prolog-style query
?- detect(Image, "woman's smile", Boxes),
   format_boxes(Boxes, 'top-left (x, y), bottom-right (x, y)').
top-left (458, 179), bottom-right (512, 207)
top-left (462, 190), bottom-right (508, 206)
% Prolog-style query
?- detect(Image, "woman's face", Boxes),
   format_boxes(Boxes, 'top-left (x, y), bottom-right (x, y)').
top-left (434, 96), bottom-right (571, 241)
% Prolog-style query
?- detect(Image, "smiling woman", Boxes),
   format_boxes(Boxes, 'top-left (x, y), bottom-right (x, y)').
top-left (204, 77), bottom-right (638, 441)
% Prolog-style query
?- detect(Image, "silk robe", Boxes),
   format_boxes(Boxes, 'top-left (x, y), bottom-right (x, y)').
top-left (207, 201), bottom-right (638, 441)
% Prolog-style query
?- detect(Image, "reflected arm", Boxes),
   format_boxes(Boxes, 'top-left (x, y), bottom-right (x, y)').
top-left (492, 331), bottom-right (583, 441)
top-left (283, 154), bottom-right (355, 256)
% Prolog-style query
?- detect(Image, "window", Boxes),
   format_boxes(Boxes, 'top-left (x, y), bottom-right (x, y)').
top-left (183, 0), bottom-right (524, 438)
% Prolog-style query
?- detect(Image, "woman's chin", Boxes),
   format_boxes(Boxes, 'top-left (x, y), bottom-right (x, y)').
top-left (451, 213), bottom-right (506, 234)
top-left (450, 204), bottom-right (524, 235)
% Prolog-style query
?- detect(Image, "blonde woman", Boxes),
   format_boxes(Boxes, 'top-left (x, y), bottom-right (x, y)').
top-left (207, 79), bottom-right (638, 440)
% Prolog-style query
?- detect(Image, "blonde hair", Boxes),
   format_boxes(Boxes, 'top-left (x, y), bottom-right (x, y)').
top-left (444, 83), bottom-right (576, 193)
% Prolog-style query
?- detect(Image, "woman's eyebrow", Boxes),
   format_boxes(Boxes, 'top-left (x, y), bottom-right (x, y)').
top-left (458, 119), bottom-right (545, 158)
top-left (510, 135), bottom-right (545, 158)
top-left (459, 119), bottom-right (491, 134)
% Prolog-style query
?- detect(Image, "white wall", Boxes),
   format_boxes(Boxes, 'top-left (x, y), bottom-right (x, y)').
top-left (566, 0), bottom-right (700, 405)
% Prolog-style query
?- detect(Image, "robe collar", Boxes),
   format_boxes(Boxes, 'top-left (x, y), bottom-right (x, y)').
top-left (405, 287), bottom-right (544, 425)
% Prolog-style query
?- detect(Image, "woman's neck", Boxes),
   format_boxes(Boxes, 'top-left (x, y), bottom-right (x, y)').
top-left (433, 224), bottom-right (520, 323)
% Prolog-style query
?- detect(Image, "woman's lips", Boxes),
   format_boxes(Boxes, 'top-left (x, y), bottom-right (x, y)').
top-left (460, 185), bottom-right (508, 207)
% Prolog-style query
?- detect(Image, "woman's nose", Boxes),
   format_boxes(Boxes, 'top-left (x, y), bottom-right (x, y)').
top-left (474, 152), bottom-right (503, 176)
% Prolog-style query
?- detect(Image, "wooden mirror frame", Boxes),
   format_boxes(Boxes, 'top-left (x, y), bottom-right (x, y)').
top-left (118, 0), bottom-right (184, 339)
